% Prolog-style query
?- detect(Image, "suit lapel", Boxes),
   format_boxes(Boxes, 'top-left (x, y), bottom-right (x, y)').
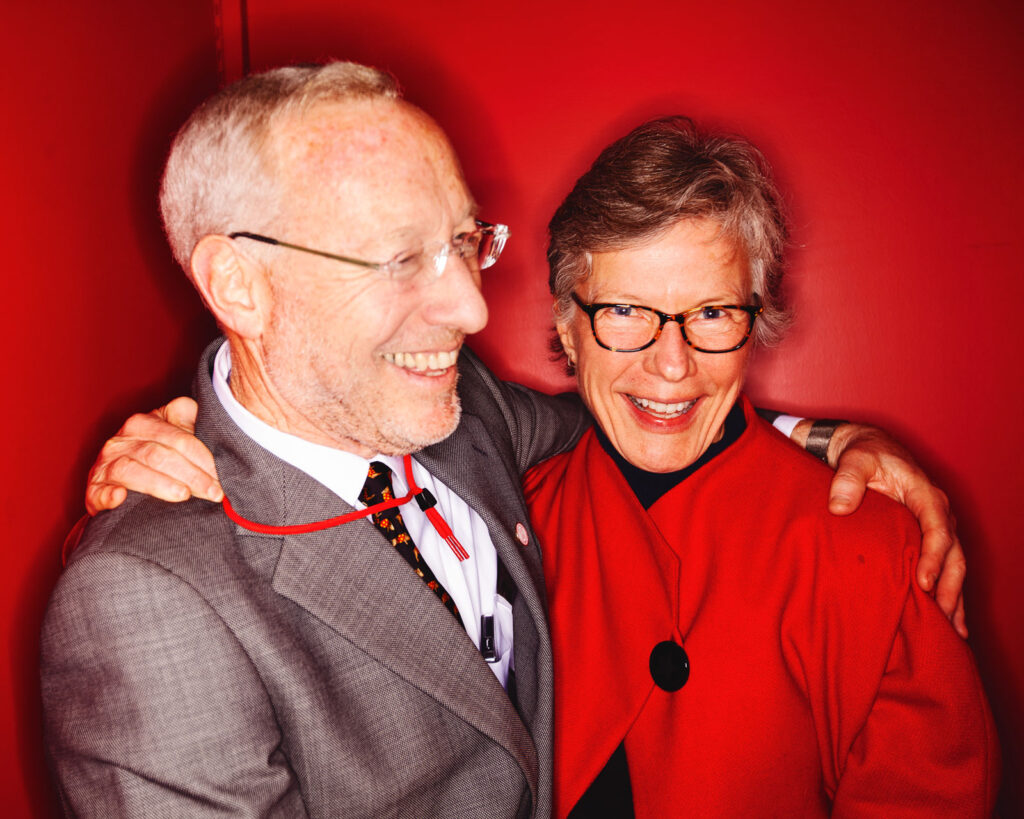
top-left (417, 411), bottom-right (551, 755)
top-left (271, 481), bottom-right (538, 799)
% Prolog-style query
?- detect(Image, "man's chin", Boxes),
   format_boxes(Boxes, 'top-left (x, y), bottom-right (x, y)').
top-left (375, 399), bottom-right (462, 456)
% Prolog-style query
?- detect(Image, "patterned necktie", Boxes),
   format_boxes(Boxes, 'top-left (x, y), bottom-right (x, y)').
top-left (359, 461), bottom-right (461, 624)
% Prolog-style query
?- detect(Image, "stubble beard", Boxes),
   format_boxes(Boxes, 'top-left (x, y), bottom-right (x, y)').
top-left (366, 383), bottom-right (462, 455)
top-left (264, 328), bottom-right (464, 457)
top-left (262, 281), bottom-right (466, 455)
top-left (297, 363), bottom-right (463, 456)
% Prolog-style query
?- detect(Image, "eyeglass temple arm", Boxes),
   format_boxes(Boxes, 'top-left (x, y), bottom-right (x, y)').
top-left (228, 232), bottom-right (380, 270)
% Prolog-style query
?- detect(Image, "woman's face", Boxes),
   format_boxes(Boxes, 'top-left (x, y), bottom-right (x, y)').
top-left (557, 218), bottom-right (753, 473)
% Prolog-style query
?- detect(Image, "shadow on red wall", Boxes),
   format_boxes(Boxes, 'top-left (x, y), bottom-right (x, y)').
top-left (3, 4), bottom-right (220, 815)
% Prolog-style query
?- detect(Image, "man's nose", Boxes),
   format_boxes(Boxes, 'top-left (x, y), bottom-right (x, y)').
top-left (422, 251), bottom-right (489, 334)
top-left (645, 320), bottom-right (696, 381)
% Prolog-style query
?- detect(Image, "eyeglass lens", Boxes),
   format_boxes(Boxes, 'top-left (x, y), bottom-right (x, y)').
top-left (593, 305), bottom-right (753, 352)
top-left (393, 225), bottom-right (505, 279)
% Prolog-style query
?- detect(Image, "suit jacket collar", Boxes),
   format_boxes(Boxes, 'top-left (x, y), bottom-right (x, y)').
top-left (193, 338), bottom-right (540, 802)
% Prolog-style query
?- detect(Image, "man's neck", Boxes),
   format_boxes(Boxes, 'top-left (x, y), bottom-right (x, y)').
top-left (210, 340), bottom-right (386, 507)
top-left (225, 338), bottom-right (376, 457)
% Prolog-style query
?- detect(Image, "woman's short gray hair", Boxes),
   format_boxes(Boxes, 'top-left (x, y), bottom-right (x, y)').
top-left (547, 116), bottom-right (791, 347)
top-left (160, 61), bottom-right (399, 272)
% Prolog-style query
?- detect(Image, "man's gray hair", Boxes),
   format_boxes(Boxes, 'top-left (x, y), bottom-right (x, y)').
top-left (160, 62), bottom-right (400, 272)
top-left (548, 116), bottom-right (791, 348)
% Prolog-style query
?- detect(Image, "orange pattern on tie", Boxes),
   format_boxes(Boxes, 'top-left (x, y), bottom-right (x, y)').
top-left (359, 461), bottom-right (461, 623)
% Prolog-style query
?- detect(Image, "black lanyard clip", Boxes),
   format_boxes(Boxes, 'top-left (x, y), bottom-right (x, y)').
top-left (414, 487), bottom-right (437, 511)
top-left (480, 615), bottom-right (497, 662)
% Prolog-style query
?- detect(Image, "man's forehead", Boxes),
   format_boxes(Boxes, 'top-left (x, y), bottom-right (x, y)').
top-left (272, 100), bottom-right (458, 180)
top-left (267, 99), bottom-right (473, 245)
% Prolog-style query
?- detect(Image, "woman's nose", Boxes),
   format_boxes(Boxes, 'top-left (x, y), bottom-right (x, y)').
top-left (645, 320), bottom-right (696, 381)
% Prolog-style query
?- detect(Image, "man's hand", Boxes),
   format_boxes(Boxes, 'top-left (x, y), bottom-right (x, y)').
top-left (793, 420), bottom-right (966, 638)
top-left (85, 397), bottom-right (222, 515)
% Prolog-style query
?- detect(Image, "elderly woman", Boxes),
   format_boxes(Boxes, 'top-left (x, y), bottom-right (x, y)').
top-left (524, 117), bottom-right (998, 817)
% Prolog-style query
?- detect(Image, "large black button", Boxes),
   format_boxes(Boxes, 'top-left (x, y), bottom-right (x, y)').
top-left (649, 640), bottom-right (690, 691)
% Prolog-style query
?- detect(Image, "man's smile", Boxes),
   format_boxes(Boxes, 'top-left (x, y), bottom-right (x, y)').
top-left (383, 349), bottom-right (459, 375)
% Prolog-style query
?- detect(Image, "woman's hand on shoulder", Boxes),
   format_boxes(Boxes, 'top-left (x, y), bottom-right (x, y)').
top-left (822, 422), bottom-right (966, 638)
top-left (85, 396), bottom-right (223, 515)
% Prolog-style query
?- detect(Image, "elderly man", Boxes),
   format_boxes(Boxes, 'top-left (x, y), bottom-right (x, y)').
top-left (42, 62), bottom-right (591, 817)
top-left (44, 62), bottom-right (965, 817)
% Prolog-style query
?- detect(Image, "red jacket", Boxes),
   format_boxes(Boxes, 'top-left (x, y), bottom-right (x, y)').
top-left (523, 397), bottom-right (999, 817)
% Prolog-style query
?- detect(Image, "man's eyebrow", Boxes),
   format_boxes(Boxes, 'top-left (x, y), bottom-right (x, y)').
top-left (374, 225), bottom-right (421, 246)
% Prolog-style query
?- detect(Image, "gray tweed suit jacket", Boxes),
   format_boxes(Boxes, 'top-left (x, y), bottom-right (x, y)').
top-left (41, 339), bottom-right (588, 818)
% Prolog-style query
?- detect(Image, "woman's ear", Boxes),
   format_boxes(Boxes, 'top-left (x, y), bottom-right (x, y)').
top-left (554, 301), bottom-right (578, 367)
top-left (189, 235), bottom-right (270, 339)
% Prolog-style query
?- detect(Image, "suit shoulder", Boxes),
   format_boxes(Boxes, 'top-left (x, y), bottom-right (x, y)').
top-left (43, 498), bottom-right (262, 689)
top-left (456, 346), bottom-right (589, 474)
top-left (68, 492), bottom-right (237, 580)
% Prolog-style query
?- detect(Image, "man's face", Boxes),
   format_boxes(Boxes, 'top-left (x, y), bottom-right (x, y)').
top-left (256, 100), bottom-right (488, 456)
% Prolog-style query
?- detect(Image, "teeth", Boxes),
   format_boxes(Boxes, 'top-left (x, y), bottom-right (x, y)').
top-left (384, 349), bottom-right (458, 373)
top-left (630, 395), bottom-right (697, 416)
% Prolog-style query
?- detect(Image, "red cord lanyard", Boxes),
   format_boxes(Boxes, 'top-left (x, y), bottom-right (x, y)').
top-left (221, 453), bottom-right (470, 561)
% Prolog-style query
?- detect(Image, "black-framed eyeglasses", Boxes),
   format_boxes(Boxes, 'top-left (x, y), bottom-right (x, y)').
top-left (571, 292), bottom-right (762, 353)
top-left (229, 220), bottom-right (509, 282)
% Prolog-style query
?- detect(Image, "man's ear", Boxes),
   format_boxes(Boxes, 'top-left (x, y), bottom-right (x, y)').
top-left (190, 235), bottom-right (270, 339)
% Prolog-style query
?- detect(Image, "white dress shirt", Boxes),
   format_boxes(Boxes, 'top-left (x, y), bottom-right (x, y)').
top-left (212, 343), bottom-right (513, 688)
top-left (771, 413), bottom-right (802, 439)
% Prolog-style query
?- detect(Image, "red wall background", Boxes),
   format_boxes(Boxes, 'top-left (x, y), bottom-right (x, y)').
top-left (4, 1), bottom-right (1021, 815)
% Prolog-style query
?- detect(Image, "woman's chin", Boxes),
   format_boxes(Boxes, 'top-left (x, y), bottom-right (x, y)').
top-left (608, 398), bottom-right (719, 473)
